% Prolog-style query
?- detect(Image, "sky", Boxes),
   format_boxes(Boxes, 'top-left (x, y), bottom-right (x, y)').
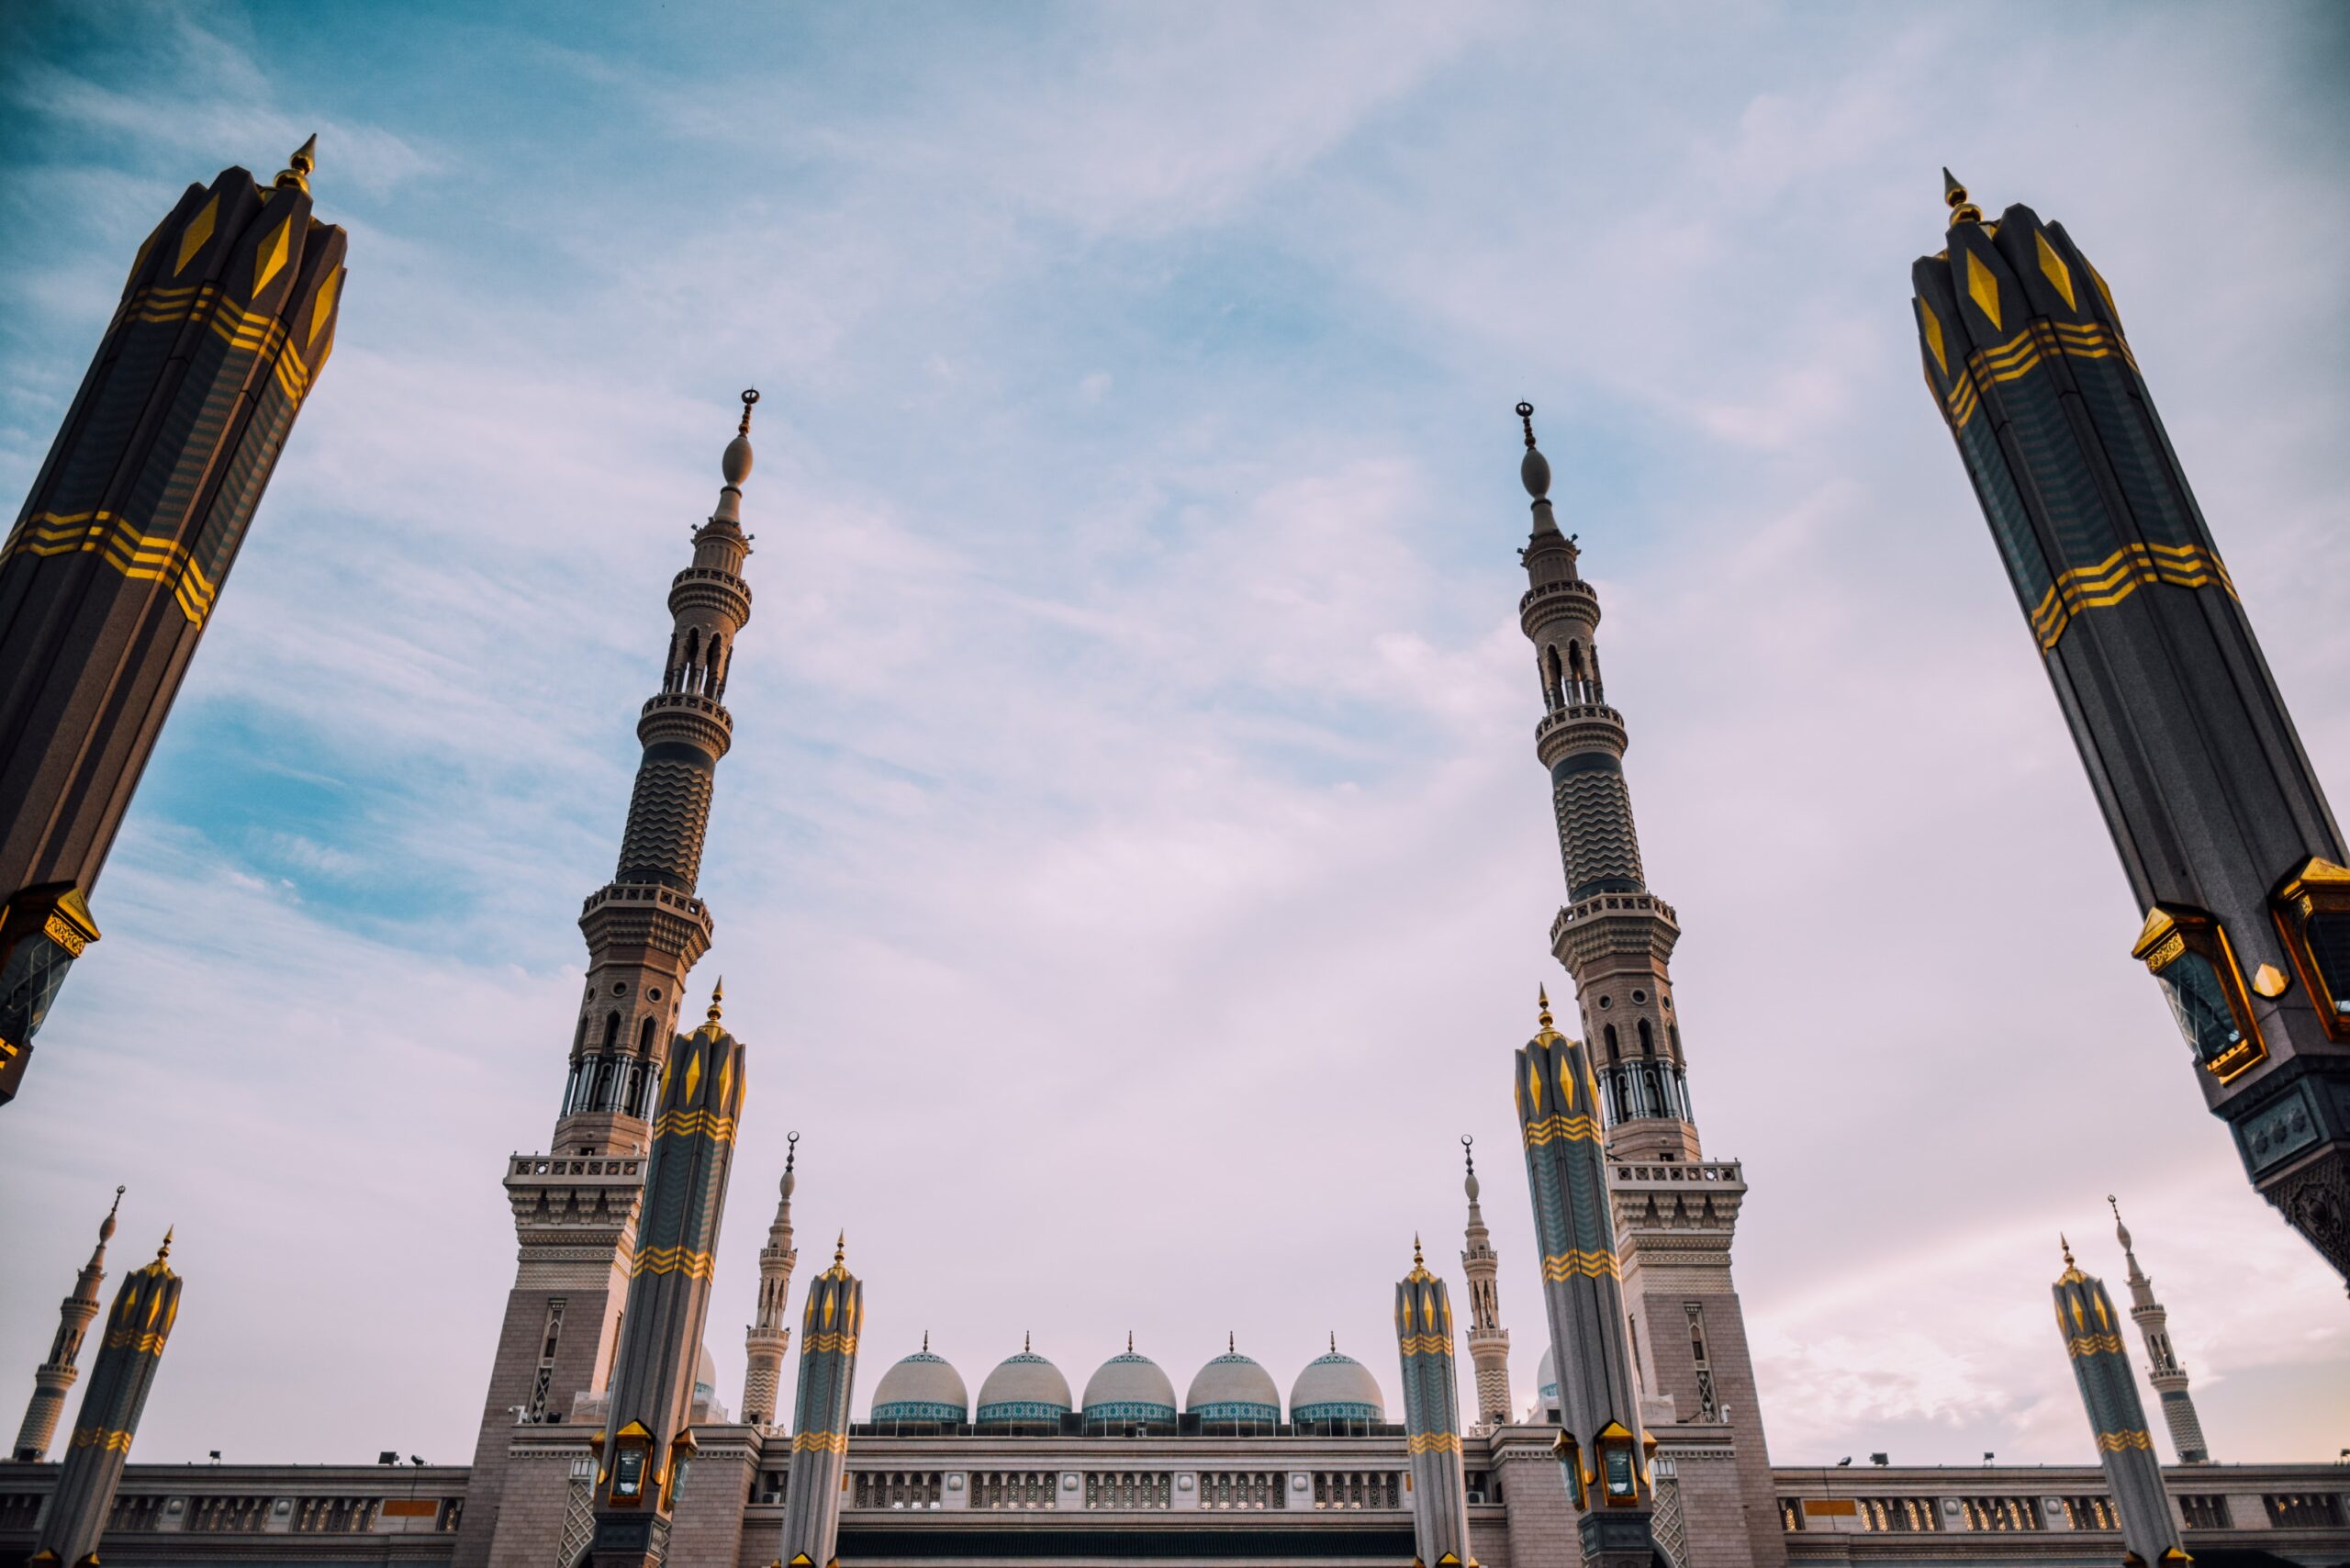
top-left (2, 0), bottom-right (2347, 1473)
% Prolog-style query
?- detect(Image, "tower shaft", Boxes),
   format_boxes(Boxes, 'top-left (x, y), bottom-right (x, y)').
top-left (2053, 1250), bottom-right (2187, 1564)
top-left (455, 398), bottom-right (763, 1568)
top-left (778, 1247), bottom-right (862, 1568)
top-left (1913, 185), bottom-right (2349, 1280)
top-left (0, 144), bottom-right (345, 1103)
top-left (1395, 1248), bottom-right (1474, 1567)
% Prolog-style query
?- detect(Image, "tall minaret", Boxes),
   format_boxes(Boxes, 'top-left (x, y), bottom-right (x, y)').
top-left (2109, 1196), bottom-right (2210, 1463)
top-left (1458, 1137), bottom-right (1511, 1430)
top-left (13, 1186), bottom-right (120, 1461)
top-left (456, 392), bottom-right (764, 1568)
top-left (1912, 174), bottom-right (2348, 1281)
top-left (778, 1238), bottom-right (863, 1568)
top-left (741, 1130), bottom-right (801, 1429)
top-left (30, 1232), bottom-right (180, 1568)
top-left (1508, 407), bottom-right (1783, 1568)
top-left (588, 991), bottom-right (746, 1568)
top-left (2052, 1239), bottom-right (2188, 1566)
top-left (0, 140), bottom-right (346, 1104)
top-left (1394, 1238), bottom-right (1474, 1568)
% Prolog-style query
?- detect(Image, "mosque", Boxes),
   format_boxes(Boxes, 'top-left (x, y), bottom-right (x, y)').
top-left (4, 149), bottom-right (2350, 1568)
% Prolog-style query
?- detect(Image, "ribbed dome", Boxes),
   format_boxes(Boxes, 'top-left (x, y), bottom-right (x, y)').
top-left (1186, 1348), bottom-right (1280, 1424)
top-left (1289, 1348), bottom-right (1383, 1423)
top-left (975, 1348), bottom-right (1072, 1426)
top-left (871, 1349), bottom-right (969, 1424)
top-left (1082, 1347), bottom-right (1177, 1426)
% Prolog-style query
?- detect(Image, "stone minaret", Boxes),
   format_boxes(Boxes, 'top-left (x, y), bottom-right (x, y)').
top-left (779, 1238), bottom-right (863, 1568)
top-left (2109, 1196), bottom-right (2210, 1463)
top-left (2052, 1240), bottom-right (2188, 1566)
top-left (587, 992), bottom-right (747, 1568)
top-left (1508, 407), bottom-right (1782, 1568)
top-left (1458, 1137), bottom-right (1511, 1430)
top-left (741, 1130), bottom-right (801, 1429)
top-left (1395, 1239), bottom-right (1474, 1568)
top-left (30, 1232), bottom-right (180, 1568)
top-left (1513, 991), bottom-right (1653, 1568)
top-left (13, 1186), bottom-right (120, 1461)
top-left (0, 140), bottom-right (346, 1105)
top-left (1912, 174), bottom-right (2349, 1282)
top-left (455, 393), bottom-right (763, 1567)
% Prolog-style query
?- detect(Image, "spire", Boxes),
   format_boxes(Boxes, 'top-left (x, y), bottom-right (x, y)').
top-left (155, 1228), bottom-right (172, 1265)
top-left (2109, 1193), bottom-right (2141, 1271)
top-left (1127, 1330), bottom-right (1135, 1354)
top-left (2057, 1233), bottom-right (2085, 1283)
top-left (1406, 1235), bottom-right (1432, 1283)
top-left (99, 1186), bottom-right (123, 1245)
top-left (1534, 985), bottom-right (1561, 1045)
top-left (922, 1330), bottom-right (929, 1353)
top-left (273, 133), bottom-right (317, 194)
top-left (1329, 1331), bottom-right (1337, 1354)
top-left (1462, 1133), bottom-right (1481, 1206)
top-left (711, 388), bottom-right (757, 527)
top-left (1024, 1330), bottom-right (1032, 1354)
top-left (1227, 1331), bottom-right (1236, 1355)
top-left (706, 979), bottom-right (724, 1026)
top-left (1942, 166), bottom-right (1981, 226)
top-left (1516, 400), bottom-right (1561, 534)
top-left (780, 1129), bottom-right (799, 1200)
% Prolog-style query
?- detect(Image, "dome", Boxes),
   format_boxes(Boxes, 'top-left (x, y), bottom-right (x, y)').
top-left (871, 1346), bottom-right (968, 1424)
top-left (1186, 1344), bottom-right (1280, 1425)
top-left (690, 1345), bottom-right (730, 1423)
top-left (1289, 1346), bottom-right (1383, 1424)
top-left (1082, 1344), bottom-right (1177, 1427)
top-left (975, 1345), bottom-right (1072, 1427)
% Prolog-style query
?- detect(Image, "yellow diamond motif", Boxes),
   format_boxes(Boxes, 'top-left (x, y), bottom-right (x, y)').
top-left (1559, 1058), bottom-right (1576, 1109)
top-left (252, 215), bottom-right (292, 297)
top-left (716, 1052), bottom-right (733, 1110)
top-left (1527, 1056), bottom-right (1542, 1114)
top-left (2036, 230), bottom-right (2076, 310)
top-left (1918, 296), bottom-right (1948, 375)
top-left (175, 195), bottom-right (218, 276)
top-left (309, 266), bottom-right (342, 349)
top-left (1965, 248), bottom-right (2002, 330)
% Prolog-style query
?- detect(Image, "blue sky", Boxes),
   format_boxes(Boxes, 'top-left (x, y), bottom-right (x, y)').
top-left (3, 0), bottom-right (2347, 1469)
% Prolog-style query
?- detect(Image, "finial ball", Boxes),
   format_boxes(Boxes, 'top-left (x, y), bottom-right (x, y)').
top-left (723, 389), bottom-right (759, 487)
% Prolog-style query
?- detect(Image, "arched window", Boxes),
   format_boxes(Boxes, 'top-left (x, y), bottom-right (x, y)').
top-left (664, 633), bottom-right (680, 691)
top-left (638, 1015), bottom-right (655, 1053)
top-left (1544, 645), bottom-right (1565, 711)
top-left (1638, 1018), bottom-right (1654, 1057)
top-left (703, 634), bottom-right (722, 696)
top-left (602, 1011), bottom-right (621, 1050)
top-left (574, 1014), bottom-right (588, 1052)
top-left (1567, 642), bottom-right (1589, 703)
top-left (1604, 1024), bottom-right (1619, 1061)
top-left (684, 628), bottom-right (701, 688)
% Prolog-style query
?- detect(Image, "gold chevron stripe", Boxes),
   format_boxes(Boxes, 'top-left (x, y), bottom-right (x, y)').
top-left (650, 1107), bottom-right (738, 1144)
top-left (803, 1331), bottom-right (857, 1353)
top-left (1, 510), bottom-right (228, 628)
top-left (792, 1430), bottom-right (850, 1453)
top-left (631, 1246), bottom-right (716, 1280)
top-left (103, 1328), bottom-right (169, 1354)
top-left (2096, 1429), bottom-right (2153, 1452)
top-left (1405, 1431), bottom-right (1461, 1454)
top-left (1397, 1333), bottom-right (1452, 1356)
top-left (1540, 1249), bottom-right (1619, 1282)
top-left (69, 1427), bottom-right (134, 1452)
top-left (1522, 1114), bottom-right (1602, 1147)
top-left (1939, 319), bottom-right (2137, 431)
top-left (2027, 541), bottom-right (2234, 648)
top-left (2065, 1333), bottom-right (2126, 1358)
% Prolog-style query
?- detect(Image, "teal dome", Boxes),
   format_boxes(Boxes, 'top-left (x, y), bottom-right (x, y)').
top-left (1289, 1347), bottom-right (1382, 1424)
top-left (1082, 1347), bottom-right (1177, 1428)
top-left (975, 1347), bottom-right (1071, 1427)
top-left (871, 1348), bottom-right (968, 1424)
top-left (1186, 1347), bottom-right (1280, 1426)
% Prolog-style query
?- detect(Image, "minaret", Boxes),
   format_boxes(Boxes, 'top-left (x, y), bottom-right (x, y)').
top-left (1513, 991), bottom-right (1654, 1568)
top-left (2109, 1197), bottom-right (2210, 1463)
top-left (1912, 174), bottom-right (2349, 1281)
top-left (13, 1187), bottom-right (121, 1461)
top-left (588, 989), bottom-right (747, 1568)
top-left (0, 139), bottom-right (346, 1104)
top-left (778, 1237), bottom-right (863, 1568)
top-left (2052, 1239), bottom-right (2188, 1566)
top-left (29, 1233), bottom-right (180, 1568)
top-left (1458, 1137), bottom-right (1512, 1430)
top-left (741, 1130), bottom-right (801, 1429)
top-left (456, 393), bottom-right (763, 1568)
top-left (1508, 408), bottom-right (1783, 1568)
top-left (1395, 1238), bottom-right (1475, 1568)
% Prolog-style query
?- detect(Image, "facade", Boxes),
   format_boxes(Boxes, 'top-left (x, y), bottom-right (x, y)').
top-left (1911, 174), bottom-right (2350, 1282)
top-left (0, 140), bottom-right (347, 1103)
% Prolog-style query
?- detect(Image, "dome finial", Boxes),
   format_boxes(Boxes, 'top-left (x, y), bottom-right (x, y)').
top-left (100, 1184), bottom-right (124, 1244)
top-left (2109, 1193), bottom-right (2134, 1254)
top-left (1329, 1330), bottom-right (1337, 1354)
top-left (923, 1328), bottom-right (929, 1352)
top-left (1535, 985), bottom-right (1561, 1043)
top-left (157, 1227), bottom-right (173, 1262)
top-left (738, 387), bottom-right (759, 438)
top-left (706, 979), bottom-right (724, 1025)
top-left (1127, 1329), bottom-right (1135, 1354)
top-left (1516, 401), bottom-right (1552, 501)
top-left (274, 133), bottom-right (317, 194)
top-left (1024, 1329), bottom-right (1032, 1354)
top-left (1227, 1330), bottom-right (1236, 1355)
top-left (719, 391), bottom-right (757, 494)
top-left (834, 1231), bottom-right (845, 1267)
top-left (1942, 167), bottom-right (1981, 226)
